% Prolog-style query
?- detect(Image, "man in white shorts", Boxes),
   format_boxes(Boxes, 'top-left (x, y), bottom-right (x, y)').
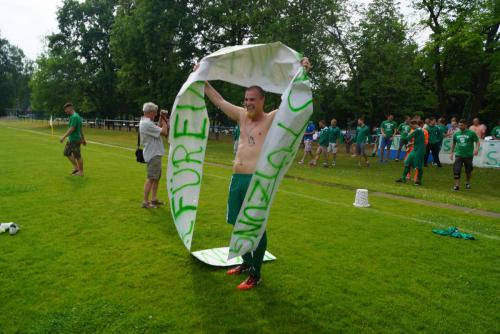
top-left (298, 120), bottom-right (316, 164)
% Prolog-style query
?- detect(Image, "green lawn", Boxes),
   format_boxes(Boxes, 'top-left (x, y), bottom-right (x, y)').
top-left (0, 120), bottom-right (499, 333)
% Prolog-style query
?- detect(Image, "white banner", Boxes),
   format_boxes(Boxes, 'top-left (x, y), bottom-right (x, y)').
top-left (167, 43), bottom-right (312, 259)
top-left (191, 247), bottom-right (276, 267)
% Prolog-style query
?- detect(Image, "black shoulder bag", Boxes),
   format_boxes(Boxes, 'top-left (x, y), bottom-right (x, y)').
top-left (135, 131), bottom-right (145, 163)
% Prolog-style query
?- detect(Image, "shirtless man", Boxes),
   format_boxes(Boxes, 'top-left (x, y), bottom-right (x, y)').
top-left (198, 57), bottom-right (311, 290)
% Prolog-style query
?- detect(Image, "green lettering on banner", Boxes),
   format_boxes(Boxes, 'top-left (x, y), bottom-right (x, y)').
top-left (173, 114), bottom-right (208, 139)
top-left (171, 168), bottom-right (201, 194)
top-left (171, 196), bottom-right (197, 219)
top-left (486, 150), bottom-right (498, 166)
top-left (442, 138), bottom-right (451, 152)
top-left (181, 220), bottom-right (195, 243)
top-left (171, 145), bottom-right (203, 167)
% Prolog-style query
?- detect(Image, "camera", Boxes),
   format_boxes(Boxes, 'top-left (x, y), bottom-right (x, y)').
top-left (154, 109), bottom-right (169, 122)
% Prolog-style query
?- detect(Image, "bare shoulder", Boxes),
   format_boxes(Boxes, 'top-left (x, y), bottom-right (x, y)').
top-left (267, 109), bottom-right (279, 120)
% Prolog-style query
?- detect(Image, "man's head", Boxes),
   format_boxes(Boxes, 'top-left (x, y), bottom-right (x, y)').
top-left (413, 115), bottom-right (422, 122)
top-left (451, 119), bottom-right (458, 127)
top-left (410, 120), bottom-right (418, 129)
top-left (405, 115), bottom-right (411, 123)
top-left (331, 118), bottom-right (337, 126)
top-left (425, 118), bottom-right (430, 124)
top-left (429, 117), bottom-right (436, 125)
top-left (143, 102), bottom-right (158, 120)
top-left (459, 119), bottom-right (467, 131)
top-left (472, 117), bottom-right (480, 126)
top-left (417, 120), bottom-right (424, 128)
top-left (63, 102), bottom-right (74, 115)
top-left (245, 86), bottom-right (265, 120)
top-left (387, 114), bottom-right (393, 121)
top-left (319, 120), bottom-right (326, 128)
top-left (358, 116), bottom-right (365, 126)
top-left (438, 117), bottom-right (445, 125)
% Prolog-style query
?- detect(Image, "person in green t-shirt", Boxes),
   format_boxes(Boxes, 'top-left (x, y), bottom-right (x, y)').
top-left (437, 117), bottom-right (448, 140)
top-left (355, 117), bottom-right (371, 167)
top-left (310, 120), bottom-right (330, 167)
top-left (396, 116), bottom-right (411, 161)
top-left (380, 114), bottom-right (398, 163)
top-left (491, 120), bottom-right (500, 140)
top-left (396, 120), bottom-right (425, 185)
top-left (327, 118), bottom-right (341, 167)
top-left (423, 117), bottom-right (443, 168)
top-left (60, 102), bottom-right (86, 176)
top-left (450, 119), bottom-right (480, 190)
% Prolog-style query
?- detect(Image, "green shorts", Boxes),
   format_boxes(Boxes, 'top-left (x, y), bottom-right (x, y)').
top-left (63, 141), bottom-right (81, 159)
top-left (227, 174), bottom-right (252, 225)
top-left (404, 151), bottom-right (424, 169)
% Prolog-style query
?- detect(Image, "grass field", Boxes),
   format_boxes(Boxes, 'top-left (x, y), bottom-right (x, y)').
top-left (0, 119), bottom-right (499, 333)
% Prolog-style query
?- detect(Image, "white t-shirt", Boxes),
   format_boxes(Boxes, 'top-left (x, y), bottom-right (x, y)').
top-left (139, 117), bottom-right (165, 162)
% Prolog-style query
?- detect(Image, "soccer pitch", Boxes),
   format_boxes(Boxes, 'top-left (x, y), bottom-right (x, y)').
top-left (0, 120), bottom-right (499, 333)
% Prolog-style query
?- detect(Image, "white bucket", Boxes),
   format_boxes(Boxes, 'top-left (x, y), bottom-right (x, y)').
top-left (353, 189), bottom-right (370, 207)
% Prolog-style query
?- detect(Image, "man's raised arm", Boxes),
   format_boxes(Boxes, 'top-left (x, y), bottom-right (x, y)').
top-left (204, 82), bottom-right (244, 122)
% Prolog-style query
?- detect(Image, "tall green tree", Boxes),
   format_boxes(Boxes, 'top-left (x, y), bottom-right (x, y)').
top-left (0, 33), bottom-right (32, 114)
top-left (355, 0), bottom-right (426, 122)
top-left (31, 0), bottom-right (118, 116)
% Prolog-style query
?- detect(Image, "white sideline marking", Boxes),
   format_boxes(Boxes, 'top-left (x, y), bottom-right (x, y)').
top-left (2, 124), bottom-right (498, 240)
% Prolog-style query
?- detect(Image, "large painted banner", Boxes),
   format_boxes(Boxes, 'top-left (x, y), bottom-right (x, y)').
top-left (167, 43), bottom-right (313, 262)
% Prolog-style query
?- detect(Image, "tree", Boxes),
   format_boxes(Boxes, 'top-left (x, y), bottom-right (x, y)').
top-left (355, 0), bottom-right (426, 122)
top-left (31, 0), bottom-right (119, 117)
top-left (0, 33), bottom-right (32, 114)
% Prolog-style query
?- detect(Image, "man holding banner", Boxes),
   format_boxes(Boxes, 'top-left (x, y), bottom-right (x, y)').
top-left (199, 57), bottom-right (311, 290)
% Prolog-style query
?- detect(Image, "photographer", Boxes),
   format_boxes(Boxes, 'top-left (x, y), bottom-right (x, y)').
top-left (139, 102), bottom-right (169, 208)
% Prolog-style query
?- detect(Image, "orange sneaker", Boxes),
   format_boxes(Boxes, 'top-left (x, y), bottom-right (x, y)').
top-left (237, 276), bottom-right (261, 290)
top-left (226, 265), bottom-right (249, 275)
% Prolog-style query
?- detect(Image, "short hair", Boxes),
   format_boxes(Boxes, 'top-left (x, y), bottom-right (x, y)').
top-left (246, 86), bottom-right (265, 99)
top-left (358, 116), bottom-right (365, 122)
top-left (459, 119), bottom-right (467, 125)
top-left (319, 119), bottom-right (326, 125)
top-left (143, 102), bottom-right (158, 113)
top-left (418, 120), bottom-right (424, 126)
top-left (429, 117), bottom-right (436, 121)
top-left (331, 118), bottom-right (337, 123)
top-left (63, 102), bottom-right (73, 109)
top-left (410, 120), bottom-right (417, 125)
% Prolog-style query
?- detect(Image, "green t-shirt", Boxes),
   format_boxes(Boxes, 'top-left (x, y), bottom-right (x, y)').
top-left (68, 112), bottom-right (82, 143)
top-left (328, 126), bottom-right (341, 144)
top-left (355, 125), bottom-right (371, 144)
top-left (318, 127), bottom-right (330, 146)
top-left (381, 120), bottom-right (398, 137)
top-left (491, 126), bottom-right (500, 139)
top-left (427, 124), bottom-right (442, 144)
top-left (453, 130), bottom-right (479, 158)
top-left (438, 124), bottom-right (448, 138)
top-left (398, 122), bottom-right (411, 140)
top-left (408, 128), bottom-right (425, 155)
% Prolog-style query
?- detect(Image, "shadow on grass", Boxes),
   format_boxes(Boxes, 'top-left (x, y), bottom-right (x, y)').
top-left (188, 257), bottom-right (325, 333)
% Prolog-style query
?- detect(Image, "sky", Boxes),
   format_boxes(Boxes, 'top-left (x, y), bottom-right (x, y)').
top-left (0, 0), bottom-right (429, 61)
